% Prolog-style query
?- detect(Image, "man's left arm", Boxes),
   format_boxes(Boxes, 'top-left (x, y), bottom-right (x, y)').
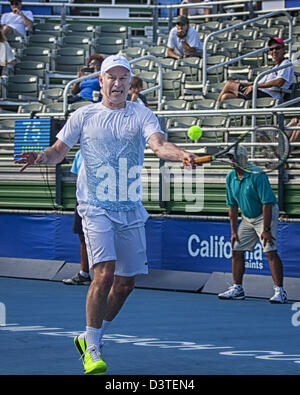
top-left (181, 28), bottom-right (202, 56)
top-left (181, 40), bottom-right (196, 56)
top-left (19, 11), bottom-right (33, 28)
top-left (148, 132), bottom-right (196, 166)
top-left (257, 77), bottom-right (286, 89)
top-left (261, 203), bottom-right (275, 247)
top-left (256, 174), bottom-right (276, 246)
top-left (244, 78), bottom-right (286, 95)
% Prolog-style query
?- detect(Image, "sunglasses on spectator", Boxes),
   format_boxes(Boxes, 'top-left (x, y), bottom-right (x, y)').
top-left (269, 46), bottom-right (283, 52)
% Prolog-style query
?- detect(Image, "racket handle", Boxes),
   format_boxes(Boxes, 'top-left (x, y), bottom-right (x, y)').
top-left (193, 155), bottom-right (213, 164)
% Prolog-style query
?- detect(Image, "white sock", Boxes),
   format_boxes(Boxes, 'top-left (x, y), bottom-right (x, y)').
top-left (86, 326), bottom-right (102, 350)
top-left (81, 321), bottom-right (111, 347)
top-left (99, 320), bottom-right (111, 343)
top-left (80, 270), bottom-right (89, 278)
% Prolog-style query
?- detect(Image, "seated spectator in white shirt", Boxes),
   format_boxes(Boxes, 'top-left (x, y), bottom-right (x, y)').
top-left (1, 0), bottom-right (34, 39)
top-left (166, 15), bottom-right (203, 60)
top-left (217, 37), bottom-right (294, 103)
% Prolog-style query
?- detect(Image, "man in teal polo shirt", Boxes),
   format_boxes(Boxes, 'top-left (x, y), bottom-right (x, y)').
top-left (218, 146), bottom-right (287, 303)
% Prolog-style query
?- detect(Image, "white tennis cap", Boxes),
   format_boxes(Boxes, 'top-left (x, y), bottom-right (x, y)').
top-left (100, 55), bottom-right (131, 75)
top-left (227, 145), bottom-right (248, 159)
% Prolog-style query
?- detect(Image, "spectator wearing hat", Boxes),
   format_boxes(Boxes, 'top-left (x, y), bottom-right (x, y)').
top-left (1, 0), bottom-right (33, 39)
top-left (218, 145), bottom-right (287, 304)
top-left (166, 15), bottom-right (203, 60)
top-left (217, 37), bottom-right (294, 102)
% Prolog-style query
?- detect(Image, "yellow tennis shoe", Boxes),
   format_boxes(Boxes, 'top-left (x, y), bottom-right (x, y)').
top-left (83, 346), bottom-right (107, 375)
top-left (74, 336), bottom-right (107, 375)
top-left (74, 335), bottom-right (87, 360)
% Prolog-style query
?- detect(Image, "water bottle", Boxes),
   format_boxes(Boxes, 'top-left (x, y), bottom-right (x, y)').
top-left (92, 90), bottom-right (100, 102)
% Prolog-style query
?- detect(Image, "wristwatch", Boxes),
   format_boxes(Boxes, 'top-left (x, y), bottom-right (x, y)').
top-left (264, 226), bottom-right (271, 232)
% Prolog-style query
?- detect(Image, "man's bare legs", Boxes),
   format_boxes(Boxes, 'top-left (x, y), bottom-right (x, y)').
top-left (86, 261), bottom-right (135, 328)
top-left (265, 250), bottom-right (284, 287)
top-left (232, 250), bottom-right (284, 287)
top-left (217, 80), bottom-right (242, 102)
top-left (232, 250), bottom-right (245, 285)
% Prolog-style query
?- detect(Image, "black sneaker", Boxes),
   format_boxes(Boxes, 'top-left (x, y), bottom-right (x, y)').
top-left (62, 272), bottom-right (91, 285)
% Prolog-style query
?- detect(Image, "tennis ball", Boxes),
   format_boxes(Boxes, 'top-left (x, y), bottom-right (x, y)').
top-left (188, 125), bottom-right (202, 140)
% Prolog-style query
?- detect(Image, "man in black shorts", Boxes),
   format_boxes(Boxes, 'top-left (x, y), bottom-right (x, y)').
top-left (217, 37), bottom-right (294, 102)
top-left (62, 150), bottom-right (91, 285)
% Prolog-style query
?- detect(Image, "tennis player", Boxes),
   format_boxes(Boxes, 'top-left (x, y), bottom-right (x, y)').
top-left (15, 55), bottom-right (197, 375)
top-left (218, 146), bottom-right (287, 304)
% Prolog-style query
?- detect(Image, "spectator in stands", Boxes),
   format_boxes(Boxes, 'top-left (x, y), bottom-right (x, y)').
top-left (218, 145), bottom-right (287, 304)
top-left (180, 0), bottom-right (212, 22)
top-left (1, 0), bottom-right (33, 39)
top-left (127, 75), bottom-right (148, 106)
top-left (166, 15), bottom-right (203, 60)
top-left (69, 53), bottom-right (104, 103)
top-left (285, 117), bottom-right (300, 154)
top-left (217, 37), bottom-right (294, 103)
top-left (0, 24), bottom-right (15, 76)
top-left (63, 150), bottom-right (91, 286)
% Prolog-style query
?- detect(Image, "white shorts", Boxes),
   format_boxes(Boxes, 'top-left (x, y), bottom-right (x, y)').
top-left (233, 204), bottom-right (279, 253)
top-left (77, 203), bottom-right (149, 277)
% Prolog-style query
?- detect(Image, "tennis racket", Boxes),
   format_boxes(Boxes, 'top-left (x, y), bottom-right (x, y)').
top-left (193, 126), bottom-right (290, 174)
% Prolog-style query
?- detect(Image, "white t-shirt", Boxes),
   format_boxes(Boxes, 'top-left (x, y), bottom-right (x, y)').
top-left (181, 0), bottom-right (212, 16)
top-left (259, 58), bottom-right (294, 100)
top-left (167, 25), bottom-right (203, 56)
top-left (0, 41), bottom-right (15, 66)
top-left (57, 101), bottom-right (164, 211)
top-left (1, 10), bottom-right (34, 38)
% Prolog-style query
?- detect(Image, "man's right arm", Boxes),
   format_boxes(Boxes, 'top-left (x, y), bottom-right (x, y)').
top-left (229, 206), bottom-right (239, 233)
top-left (167, 29), bottom-right (181, 60)
top-left (229, 206), bottom-right (239, 248)
top-left (166, 47), bottom-right (181, 60)
top-left (42, 139), bottom-right (70, 165)
top-left (15, 139), bottom-right (70, 172)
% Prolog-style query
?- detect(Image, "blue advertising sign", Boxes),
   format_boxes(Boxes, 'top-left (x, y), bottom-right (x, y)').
top-left (0, 214), bottom-right (299, 279)
top-left (145, 218), bottom-right (300, 278)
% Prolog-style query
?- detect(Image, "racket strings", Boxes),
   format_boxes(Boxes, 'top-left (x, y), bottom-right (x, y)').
top-left (232, 127), bottom-right (289, 173)
top-left (245, 129), bottom-right (288, 171)
top-left (257, 130), bottom-right (284, 170)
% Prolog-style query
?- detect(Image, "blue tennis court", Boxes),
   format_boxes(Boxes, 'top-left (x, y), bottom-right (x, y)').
top-left (0, 277), bottom-right (299, 375)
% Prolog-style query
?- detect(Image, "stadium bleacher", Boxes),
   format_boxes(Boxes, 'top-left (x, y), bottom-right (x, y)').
top-left (1, 0), bottom-right (300, 216)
